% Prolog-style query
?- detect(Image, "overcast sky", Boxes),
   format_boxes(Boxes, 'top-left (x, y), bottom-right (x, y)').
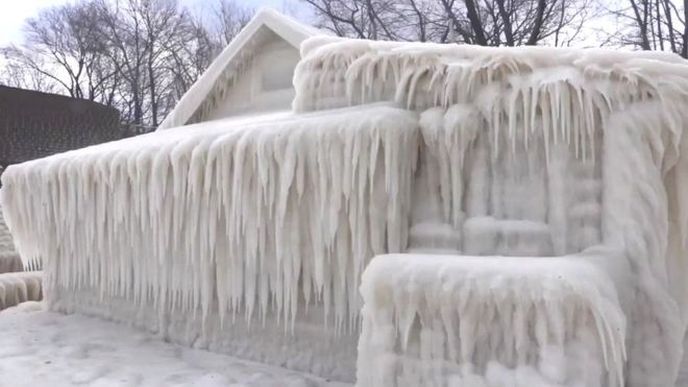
top-left (0, 0), bottom-right (309, 46)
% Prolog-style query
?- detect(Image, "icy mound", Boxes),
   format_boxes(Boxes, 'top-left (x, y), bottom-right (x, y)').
top-left (0, 271), bottom-right (42, 311)
top-left (358, 254), bottom-right (626, 387)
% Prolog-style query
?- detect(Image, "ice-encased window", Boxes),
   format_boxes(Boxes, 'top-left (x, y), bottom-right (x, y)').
top-left (409, 103), bottom-right (602, 257)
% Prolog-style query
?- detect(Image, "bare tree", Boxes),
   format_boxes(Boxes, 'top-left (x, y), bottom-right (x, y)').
top-left (302, 0), bottom-right (594, 46)
top-left (104, 0), bottom-right (251, 131)
top-left (203, 0), bottom-right (252, 49)
top-left (2, 0), bottom-right (252, 133)
top-left (609, 0), bottom-right (688, 57)
top-left (167, 0), bottom-right (251, 104)
top-left (1, 2), bottom-right (117, 101)
top-left (0, 51), bottom-right (57, 93)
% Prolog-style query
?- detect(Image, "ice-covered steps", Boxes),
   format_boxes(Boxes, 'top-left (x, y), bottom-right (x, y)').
top-left (358, 254), bottom-right (626, 387)
top-left (0, 271), bottom-right (42, 311)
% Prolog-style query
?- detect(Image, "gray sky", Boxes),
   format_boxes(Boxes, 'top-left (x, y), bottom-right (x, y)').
top-left (0, 0), bottom-right (309, 46)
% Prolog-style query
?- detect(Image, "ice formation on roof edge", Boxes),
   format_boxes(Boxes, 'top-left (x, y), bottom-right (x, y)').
top-left (0, 106), bottom-right (418, 330)
top-left (294, 36), bottom-right (688, 115)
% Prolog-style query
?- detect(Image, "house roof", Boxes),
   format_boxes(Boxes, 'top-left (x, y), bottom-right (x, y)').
top-left (157, 8), bottom-right (321, 131)
top-left (0, 85), bottom-right (121, 168)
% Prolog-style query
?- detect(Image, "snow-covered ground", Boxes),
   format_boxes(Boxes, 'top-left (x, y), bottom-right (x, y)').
top-left (0, 302), bottom-right (351, 387)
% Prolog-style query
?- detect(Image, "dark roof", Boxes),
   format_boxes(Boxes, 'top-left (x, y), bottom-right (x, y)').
top-left (0, 86), bottom-right (122, 168)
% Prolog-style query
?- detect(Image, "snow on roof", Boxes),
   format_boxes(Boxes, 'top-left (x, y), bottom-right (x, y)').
top-left (158, 8), bottom-right (322, 131)
top-left (294, 36), bottom-right (688, 113)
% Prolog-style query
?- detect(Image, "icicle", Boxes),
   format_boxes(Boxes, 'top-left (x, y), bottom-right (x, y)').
top-left (0, 105), bottom-right (419, 335)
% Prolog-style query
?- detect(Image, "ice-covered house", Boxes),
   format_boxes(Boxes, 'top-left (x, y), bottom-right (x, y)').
top-left (4, 8), bottom-right (688, 387)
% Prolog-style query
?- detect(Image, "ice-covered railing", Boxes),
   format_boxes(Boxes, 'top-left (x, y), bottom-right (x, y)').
top-left (0, 106), bottom-right (418, 329)
top-left (358, 254), bottom-right (627, 387)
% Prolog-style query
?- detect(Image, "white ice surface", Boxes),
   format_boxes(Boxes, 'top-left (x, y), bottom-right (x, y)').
top-left (0, 302), bottom-right (351, 387)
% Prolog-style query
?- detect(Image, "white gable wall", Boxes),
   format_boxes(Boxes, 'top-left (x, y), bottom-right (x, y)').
top-left (206, 33), bottom-right (300, 121)
top-left (157, 8), bottom-right (320, 130)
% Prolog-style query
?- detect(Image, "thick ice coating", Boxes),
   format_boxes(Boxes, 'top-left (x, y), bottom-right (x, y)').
top-left (0, 106), bottom-right (418, 331)
top-left (292, 37), bottom-right (688, 386)
top-left (358, 254), bottom-right (626, 387)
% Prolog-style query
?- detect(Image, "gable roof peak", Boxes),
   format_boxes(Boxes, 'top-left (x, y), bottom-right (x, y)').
top-left (158, 8), bottom-right (321, 130)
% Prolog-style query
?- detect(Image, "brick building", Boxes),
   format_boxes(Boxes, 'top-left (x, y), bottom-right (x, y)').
top-left (0, 85), bottom-right (122, 170)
